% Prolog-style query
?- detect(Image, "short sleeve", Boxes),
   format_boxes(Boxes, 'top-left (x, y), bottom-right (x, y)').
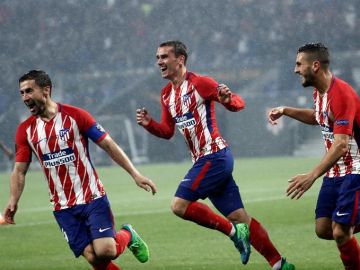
top-left (331, 87), bottom-right (355, 135)
top-left (15, 124), bottom-right (32, 162)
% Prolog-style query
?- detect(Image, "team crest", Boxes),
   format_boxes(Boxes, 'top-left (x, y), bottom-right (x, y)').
top-left (182, 94), bottom-right (191, 108)
top-left (59, 128), bottom-right (70, 141)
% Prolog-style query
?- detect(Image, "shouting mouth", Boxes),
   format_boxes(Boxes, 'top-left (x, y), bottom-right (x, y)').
top-left (25, 101), bottom-right (37, 114)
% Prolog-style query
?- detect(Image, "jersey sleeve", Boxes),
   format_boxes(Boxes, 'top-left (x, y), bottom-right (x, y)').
top-left (144, 97), bottom-right (175, 139)
top-left (72, 107), bottom-right (108, 143)
top-left (15, 124), bottom-right (32, 163)
top-left (331, 86), bottom-right (356, 135)
top-left (194, 76), bottom-right (245, 112)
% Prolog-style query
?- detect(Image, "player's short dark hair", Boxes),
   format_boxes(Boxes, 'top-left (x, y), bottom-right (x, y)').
top-left (19, 70), bottom-right (52, 90)
top-left (297, 43), bottom-right (330, 69)
top-left (159, 40), bottom-right (188, 64)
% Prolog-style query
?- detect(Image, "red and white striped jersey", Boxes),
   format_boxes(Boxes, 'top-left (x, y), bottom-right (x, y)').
top-left (144, 71), bottom-right (245, 162)
top-left (313, 76), bottom-right (360, 177)
top-left (15, 103), bottom-right (108, 211)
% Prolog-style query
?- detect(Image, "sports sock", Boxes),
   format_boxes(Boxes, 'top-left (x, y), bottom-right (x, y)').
top-left (183, 201), bottom-right (233, 235)
top-left (93, 261), bottom-right (121, 270)
top-left (272, 259), bottom-right (282, 270)
top-left (115, 229), bottom-right (131, 257)
top-left (249, 218), bottom-right (282, 267)
top-left (338, 236), bottom-right (360, 270)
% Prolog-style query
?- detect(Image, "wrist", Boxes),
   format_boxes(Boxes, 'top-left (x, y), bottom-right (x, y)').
top-left (142, 118), bottom-right (152, 127)
top-left (278, 106), bottom-right (285, 115)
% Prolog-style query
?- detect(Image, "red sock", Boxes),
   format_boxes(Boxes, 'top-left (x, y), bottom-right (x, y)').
top-left (115, 229), bottom-right (131, 257)
top-left (183, 201), bottom-right (232, 235)
top-left (249, 218), bottom-right (281, 267)
top-left (93, 261), bottom-right (121, 270)
top-left (338, 236), bottom-right (360, 270)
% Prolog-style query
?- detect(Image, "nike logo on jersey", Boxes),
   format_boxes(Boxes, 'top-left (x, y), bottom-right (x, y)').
top-left (336, 211), bottom-right (349, 217)
top-left (99, 227), bottom-right (111, 233)
top-left (181, 178), bottom-right (191, 182)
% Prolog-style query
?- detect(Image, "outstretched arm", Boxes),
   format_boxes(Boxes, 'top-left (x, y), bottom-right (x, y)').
top-left (287, 133), bottom-right (349, 199)
top-left (97, 135), bottom-right (157, 195)
top-left (3, 162), bottom-right (30, 224)
top-left (268, 106), bottom-right (318, 125)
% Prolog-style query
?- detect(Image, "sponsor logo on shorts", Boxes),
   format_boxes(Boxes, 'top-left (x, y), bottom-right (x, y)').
top-left (42, 147), bottom-right (76, 168)
top-left (174, 112), bottom-right (196, 129)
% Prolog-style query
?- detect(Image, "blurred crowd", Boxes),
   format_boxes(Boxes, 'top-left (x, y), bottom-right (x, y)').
top-left (0, 0), bottom-right (359, 164)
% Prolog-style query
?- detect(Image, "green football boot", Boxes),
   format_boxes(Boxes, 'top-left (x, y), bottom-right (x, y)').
top-left (230, 223), bottom-right (251, 264)
top-left (122, 224), bottom-right (149, 263)
top-left (280, 258), bottom-right (295, 270)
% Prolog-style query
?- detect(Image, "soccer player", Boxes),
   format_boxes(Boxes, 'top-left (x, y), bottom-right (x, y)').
top-left (136, 40), bottom-right (295, 270)
top-left (268, 43), bottom-right (360, 270)
top-left (3, 70), bottom-right (157, 270)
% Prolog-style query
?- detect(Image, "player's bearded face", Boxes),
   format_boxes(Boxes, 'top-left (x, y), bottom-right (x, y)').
top-left (20, 80), bottom-right (47, 116)
top-left (295, 53), bottom-right (316, 88)
top-left (25, 98), bottom-right (46, 116)
top-left (301, 67), bottom-right (315, 87)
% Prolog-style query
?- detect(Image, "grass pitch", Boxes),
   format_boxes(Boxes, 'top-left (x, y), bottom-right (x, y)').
top-left (0, 156), bottom-right (354, 270)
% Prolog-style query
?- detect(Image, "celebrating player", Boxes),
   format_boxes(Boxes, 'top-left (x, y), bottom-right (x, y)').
top-left (3, 70), bottom-right (157, 270)
top-left (268, 43), bottom-right (360, 270)
top-left (137, 40), bottom-right (294, 270)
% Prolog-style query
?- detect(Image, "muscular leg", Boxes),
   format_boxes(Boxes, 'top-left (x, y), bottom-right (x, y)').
top-left (92, 237), bottom-right (118, 259)
top-left (226, 208), bottom-right (250, 224)
top-left (82, 243), bottom-right (121, 270)
top-left (315, 217), bottom-right (334, 240)
top-left (333, 222), bottom-right (360, 270)
top-left (171, 197), bottom-right (233, 235)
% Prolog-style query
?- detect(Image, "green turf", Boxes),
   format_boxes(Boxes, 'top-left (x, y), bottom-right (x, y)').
top-left (0, 156), bottom-right (355, 269)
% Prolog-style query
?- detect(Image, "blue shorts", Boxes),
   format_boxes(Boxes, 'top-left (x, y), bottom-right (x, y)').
top-left (175, 147), bottom-right (244, 216)
top-left (316, 174), bottom-right (360, 226)
top-left (53, 195), bottom-right (115, 257)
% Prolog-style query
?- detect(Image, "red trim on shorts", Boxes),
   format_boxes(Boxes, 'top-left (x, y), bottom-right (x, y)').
top-left (351, 190), bottom-right (360, 225)
top-left (191, 161), bottom-right (211, 191)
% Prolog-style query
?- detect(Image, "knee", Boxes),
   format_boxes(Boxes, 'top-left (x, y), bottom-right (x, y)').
top-left (226, 209), bottom-right (250, 224)
top-left (95, 243), bottom-right (117, 260)
top-left (171, 200), bottom-right (187, 217)
top-left (315, 226), bottom-right (333, 240)
top-left (332, 225), bottom-right (351, 244)
top-left (83, 245), bottom-right (98, 265)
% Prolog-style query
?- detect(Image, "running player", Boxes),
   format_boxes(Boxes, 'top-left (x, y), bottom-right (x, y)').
top-left (137, 40), bottom-right (294, 270)
top-left (268, 43), bottom-right (360, 270)
top-left (3, 70), bottom-right (157, 270)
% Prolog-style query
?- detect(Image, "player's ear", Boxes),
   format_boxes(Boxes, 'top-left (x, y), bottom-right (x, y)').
top-left (178, 55), bottom-right (185, 66)
top-left (312, 60), bottom-right (321, 73)
top-left (43, 86), bottom-right (51, 97)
